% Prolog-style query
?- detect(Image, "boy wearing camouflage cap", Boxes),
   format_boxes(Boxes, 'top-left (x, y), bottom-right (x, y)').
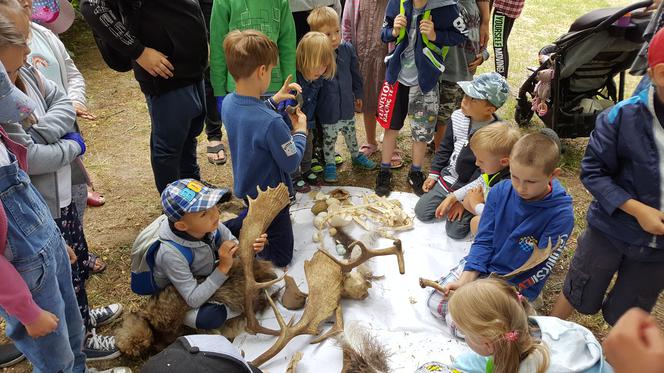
top-left (415, 72), bottom-right (508, 239)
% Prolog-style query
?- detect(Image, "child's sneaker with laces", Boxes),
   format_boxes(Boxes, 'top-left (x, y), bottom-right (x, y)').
top-left (84, 329), bottom-right (121, 361)
top-left (89, 303), bottom-right (123, 328)
top-left (352, 153), bottom-right (376, 170)
top-left (293, 176), bottom-right (311, 193)
top-left (324, 163), bottom-right (337, 183)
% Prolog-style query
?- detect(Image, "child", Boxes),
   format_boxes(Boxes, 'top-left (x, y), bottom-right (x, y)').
top-left (0, 4), bottom-right (122, 360)
top-left (307, 6), bottom-right (375, 183)
top-left (221, 30), bottom-right (308, 268)
top-left (426, 133), bottom-right (574, 329)
top-left (435, 122), bottom-right (520, 236)
top-left (0, 60), bottom-right (129, 372)
top-left (415, 72), bottom-right (508, 239)
top-left (292, 31), bottom-right (337, 192)
top-left (210, 0), bottom-right (296, 107)
top-left (492, 0), bottom-right (526, 78)
top-left (447, 278), bottom-right (612, 373)
top-left (375, 0), bottom-right (467, 197)
top-left (153, 179), bottom-right (267, 328)
top-left (551, 28), bottom-right (664, 326)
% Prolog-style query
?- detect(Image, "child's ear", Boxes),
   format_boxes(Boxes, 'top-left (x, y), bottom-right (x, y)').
top-left (485, 103), bottom-right (497, 115)
top-left (649, 65), bottom-right (664, 87)
top-left (551, 167), bottom-right (562, 179)
top-left (500, 157), bottom-right (510, 167)
top-left (173, 220), bottom-right (188, 232)
top-left (258, 64), bottom-right (268, 78)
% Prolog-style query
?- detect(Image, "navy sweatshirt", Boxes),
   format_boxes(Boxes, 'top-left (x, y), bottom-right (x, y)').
top-left (316, 42), bottom-right (363, 124)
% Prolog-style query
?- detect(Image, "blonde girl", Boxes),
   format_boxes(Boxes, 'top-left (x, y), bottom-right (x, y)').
top-left (448, 278), bottom-right (612, 373)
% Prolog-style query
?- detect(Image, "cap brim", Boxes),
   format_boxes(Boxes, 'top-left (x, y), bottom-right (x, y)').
top-left (192, 187), bottom-right (232, 213)
top-left (0, 87), bottom-right (36, 123)
top-left (43, 0), bottom-right (75, 34)
top-left (457, 81), bottom-right (485, 100)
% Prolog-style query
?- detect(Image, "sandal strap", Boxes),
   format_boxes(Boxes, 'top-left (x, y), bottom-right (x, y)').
top-left (206, 144), bottom-right (226, 153)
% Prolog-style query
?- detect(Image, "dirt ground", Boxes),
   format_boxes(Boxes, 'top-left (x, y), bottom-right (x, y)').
top-left (3, 13), bottom-right (664, 372)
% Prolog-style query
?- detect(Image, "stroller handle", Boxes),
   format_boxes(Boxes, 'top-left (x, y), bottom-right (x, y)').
top-left (594, 0), bottom-right (653, 32)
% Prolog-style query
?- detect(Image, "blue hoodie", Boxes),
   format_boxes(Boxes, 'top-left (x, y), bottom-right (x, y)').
top-left (381, 0), bottom-right (467, 93)
top-left (464, 179), bottom-right (574, 300)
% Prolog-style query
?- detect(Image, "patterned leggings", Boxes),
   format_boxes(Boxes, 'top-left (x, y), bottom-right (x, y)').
top-left (322, 119), bottom-right (359, 166)
top-left (55, 203), bottom-right (92, 331)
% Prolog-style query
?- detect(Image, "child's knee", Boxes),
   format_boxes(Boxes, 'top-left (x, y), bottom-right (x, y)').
top-left (191, 303), bottom-right (228, 330)
top-left (426, 290), bottom-right (448, 319)
top-left (414, 196), bottom-right (438, 222)
top-left (446, 219), bottom-right (470, 240)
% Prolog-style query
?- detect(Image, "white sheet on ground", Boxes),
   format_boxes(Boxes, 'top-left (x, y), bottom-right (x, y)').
top-left (233, 187), bottom-right (473, 372)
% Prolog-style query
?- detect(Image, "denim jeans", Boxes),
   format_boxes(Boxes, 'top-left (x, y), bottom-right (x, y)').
top-left (145, 81), bottom-right (206, 193)
top-left (0, 160), bottom-right (86, 373)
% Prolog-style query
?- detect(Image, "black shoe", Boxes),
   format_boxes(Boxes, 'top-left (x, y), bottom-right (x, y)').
top-left (375, 169), bottom-right (392, 197)
top-left (408, 170), bottom-right (426, 196)
top-left (0, 343), bottom-right (25, 368)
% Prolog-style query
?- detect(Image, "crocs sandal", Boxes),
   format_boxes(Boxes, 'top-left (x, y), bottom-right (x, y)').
top-left (87, 252), bottom-right (107, 275)
top-left (335, 153), bottom-right (344, 165)
top-left (390, 148), bottom-right (404, 169)
top-left (359, 143), bottom-right (378, 157)
top-left (206, 143), bottom-right (227, 165)
top-left (311, 158), bottom-right (323, 173)
top-left (304, 170), bottom-right (320, 185)
top-left (87, 190), bottom-right (105, 207)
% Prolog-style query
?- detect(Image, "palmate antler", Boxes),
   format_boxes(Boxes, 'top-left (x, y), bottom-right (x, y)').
top-left (240, 184), bottom-right (290, 336)
top-left (319, 240), bottom-right (405, 274)
top-left (500, 237), bottom-right (562, 279)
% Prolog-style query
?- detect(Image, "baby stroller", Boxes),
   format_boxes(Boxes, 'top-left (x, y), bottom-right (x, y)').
top-left (514, 1), bottom-right (652, 138)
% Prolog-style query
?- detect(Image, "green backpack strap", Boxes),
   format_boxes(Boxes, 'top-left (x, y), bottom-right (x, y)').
top-left (395, 0), bottom-right (449, 61)
top-left (486, 356), bottom-right (494, 373)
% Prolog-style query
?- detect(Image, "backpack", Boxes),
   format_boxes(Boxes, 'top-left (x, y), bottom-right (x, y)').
top-left (130, 215), bottom-right (194, 295)
top-left (90, 0), bottom-right (142, 72)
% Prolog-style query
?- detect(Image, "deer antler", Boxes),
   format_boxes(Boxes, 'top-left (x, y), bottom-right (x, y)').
top-left (240, 184), bottom-right (290, 335)
top-left (319, 240), bottom-right (405, 274)
top-left (419, 277), bottom-right (447, 294)
top-left (500, 237), bottom-right (562, 279)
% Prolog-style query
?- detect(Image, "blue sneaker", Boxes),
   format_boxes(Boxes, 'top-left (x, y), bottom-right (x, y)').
top-left (352, 153), bottom-right (376, 170)
top-left (324, 163), bottom-right (338, 183)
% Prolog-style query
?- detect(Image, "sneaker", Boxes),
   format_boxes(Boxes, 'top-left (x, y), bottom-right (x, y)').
top-left (375, 169), bottom-right (392, 197)
top-left (293, 177), bottom-right (311, 193)
top-left (84, 329), bottom-right (121, 361)
top-left (335, 153), bottom-right (344, 165)
top-left (0, 343), bottom-right (24, 368)
top-left (324, 163), bottom-right (337, 183)
top-left (352, 153), bottom-right (377, 170)
top-left (311, 158), bottom-right (323, 173)
top-left (88, 368), bottom-right (132, 373)
top-left (408, 170), bottom-right (426, 196)
top-left (89, 303), bottom-right (123, 328)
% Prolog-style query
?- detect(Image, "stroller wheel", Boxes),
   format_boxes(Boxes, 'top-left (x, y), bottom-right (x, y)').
top-left (515, 104), bottom-right (534, 126)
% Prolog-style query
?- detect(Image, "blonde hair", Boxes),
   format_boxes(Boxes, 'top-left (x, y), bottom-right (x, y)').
top-left (223, 29), bottom-right (278, 81)
top-left (510, 132), bottom-right (561, 174)
top-left (470, 122), bottom-right (522, 157)
top-left (307, 6), bottom-right (339, 31)
top-left (296, 32), bottom-right (336, 80)
top-left (448, 278), bottom-right (550, 373)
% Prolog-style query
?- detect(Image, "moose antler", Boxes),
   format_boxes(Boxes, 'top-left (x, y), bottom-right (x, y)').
top-left (240, 184), bottom-right (290, 335)
top-left (419, 277), bottom-right (446, 294)
top-left (319, 240), bottom-right (405, 274)
top-left (500, 237), bottom-right (561, 279)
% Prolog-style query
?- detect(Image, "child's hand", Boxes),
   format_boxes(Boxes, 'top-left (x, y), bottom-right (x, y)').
top-left (435, 194), bottom-right (457, 219)
top-left (463, 187), bottom-right (484, 214)
top-left (419, 19), bottom-right (436, 41)
top-left (442, 280), bottom-right (462, 296)
top-left (66, 245), bottom-right (77, 265)
top-left (217, 240), bottom-right (239, 274)
top-left (136, 47), bottom-right (174, 79)
top-left (467, 53), bottom-right (485, 72)
top-left (604, 308), bottom-right (664, 373)
top-left (354, 99), bottom-right (363, 112)
top-left (73, 102), bottom-right (97, 121)
top-left (391, 14), bottom-right (407, 37)
top-left (253, 233), bottom-right (268, 253)
top-left (635, 204), bottom-right (664, 235)
top-left (25, 310), bottom-right (59, 338)
top-left (273, 75), bottom-right (302, 104)
top-left (288, 107), bottom-right (307, 134)
top-left (422, 177), bottom-right (436, 193)
top-left (479, 21), bottom-right (490, 49)
top-left (447, 201), bottom-right (466, 222)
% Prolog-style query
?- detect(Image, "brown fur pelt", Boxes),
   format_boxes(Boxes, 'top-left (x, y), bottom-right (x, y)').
top-left (339, 327), bottom-right (391, 373)
top-left (115, 258), bottom-right (277, 357)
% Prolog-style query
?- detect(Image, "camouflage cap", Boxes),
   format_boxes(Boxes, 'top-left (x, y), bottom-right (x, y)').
top-left (458, 72), bottom-right (510, 108)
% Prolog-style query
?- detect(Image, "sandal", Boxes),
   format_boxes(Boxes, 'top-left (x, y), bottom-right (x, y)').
top-left (87, 190), bottom-right (105, 207)
top-left (359, 143), bottom-right (378, 157)
top-left (390, 148), bottom-right (404, 169)
top-left (335, 153), bottom-right (344, 165)
top-left (87, 253), bottom-right (107, 275)
top-left (206, 143), bottom-right (227, 165)
top-left (311, 158), bottom-right (323, 174)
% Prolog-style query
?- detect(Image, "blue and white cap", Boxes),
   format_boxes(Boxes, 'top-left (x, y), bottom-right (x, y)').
top-left (161, 179), bottom-right (231, 222)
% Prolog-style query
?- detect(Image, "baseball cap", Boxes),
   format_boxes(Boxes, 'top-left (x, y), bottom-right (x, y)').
top-left (161, 179), bottom-right (231, 222)
top-left (458, 72), bottom-right (510, 108)
top-left (649, 28), bottom-right (664, 68)
top-left (32, 0), bottom-right (75, 35)
top-left (0, 61), bottom-right (36, 124)
top-left (141, 335), bottom-right (262, 373)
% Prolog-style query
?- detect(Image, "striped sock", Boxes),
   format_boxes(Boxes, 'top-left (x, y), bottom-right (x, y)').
top-left (411, 165), bottom-right (422, 172)
top-left (381, 162), bottom-right (391, 170)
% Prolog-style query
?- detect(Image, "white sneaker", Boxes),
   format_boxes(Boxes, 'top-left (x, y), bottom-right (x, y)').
top-left (88, 367), bottom-right (132, 373)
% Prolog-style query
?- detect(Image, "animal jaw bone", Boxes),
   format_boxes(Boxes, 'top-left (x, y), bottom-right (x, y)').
top-left (320, 240), bottom-right (405, 274)
top-left (500, 237), bottom-right (561, 279)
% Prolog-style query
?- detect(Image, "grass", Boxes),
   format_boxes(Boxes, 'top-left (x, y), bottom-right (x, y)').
top-left (0, 0), bottom-right (654, 371)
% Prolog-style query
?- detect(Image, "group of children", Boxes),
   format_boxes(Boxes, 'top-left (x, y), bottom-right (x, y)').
top-left (2, 0), bottom-right (664, 371)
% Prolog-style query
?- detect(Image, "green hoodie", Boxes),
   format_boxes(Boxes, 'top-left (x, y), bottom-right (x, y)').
top-left (210, 0), bottom-right (297, 97)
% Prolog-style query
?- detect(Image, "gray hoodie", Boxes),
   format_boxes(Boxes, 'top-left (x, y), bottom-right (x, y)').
top-left (153, 218), bottom-right (237, 309)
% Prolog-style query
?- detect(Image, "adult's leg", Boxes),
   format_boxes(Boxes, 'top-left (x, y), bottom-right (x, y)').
top-left (180, 81), bottom-right (206, 180)
top-left (492, 10), bottom-right (516, 78)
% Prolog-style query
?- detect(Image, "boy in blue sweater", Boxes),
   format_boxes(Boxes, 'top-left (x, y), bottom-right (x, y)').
top-left (551, 28), bottom-right (664, 326)
top-left (427, 132), bottom-right (574, 333)
top-left (221, 30), bottom-right (308, 267)
top-left (375, 0), bottom-right (467, 197)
